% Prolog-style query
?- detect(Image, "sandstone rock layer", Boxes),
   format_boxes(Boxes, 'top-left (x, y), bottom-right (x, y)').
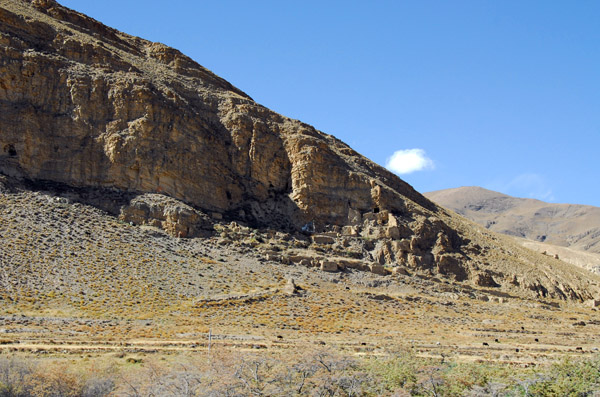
top-left (1, 0), bottom-right (600, 301)
top-left (0, 0), bottom-right (431, 231)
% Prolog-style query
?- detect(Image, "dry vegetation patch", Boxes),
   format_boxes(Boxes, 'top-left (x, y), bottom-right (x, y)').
top-left (1, 183), bottom-right (600, 395)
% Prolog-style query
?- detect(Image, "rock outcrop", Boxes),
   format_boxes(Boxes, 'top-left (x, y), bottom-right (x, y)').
top-left (0, 0), bottom-right (432, 232)
top-left (119, 193), bottom-right (213, 238)
top-left (1, 0), bottom-right (600, 301)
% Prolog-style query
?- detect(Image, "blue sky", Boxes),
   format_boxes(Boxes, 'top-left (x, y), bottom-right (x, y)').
top-left (60, 1), bottom-right (600, 206)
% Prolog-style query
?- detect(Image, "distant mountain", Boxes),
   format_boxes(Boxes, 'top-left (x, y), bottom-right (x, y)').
top-left (425, 187), bottom-right (600, 254)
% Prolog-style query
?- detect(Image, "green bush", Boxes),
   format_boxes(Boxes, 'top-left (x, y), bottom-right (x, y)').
top-left (366, 353), bottom-right (522, 396)
top-left (365, 351), bottom-right (427, 394)
top-left (526, 356), bottom-right (600, 396)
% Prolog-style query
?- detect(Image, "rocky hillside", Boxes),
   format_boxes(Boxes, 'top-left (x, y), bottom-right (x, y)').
top-left (0, 0), bottom-right (431, 231)
top-left (425, 187), bottom-right (600, 254)
top-left (1, 0), bottom-right (600, 303)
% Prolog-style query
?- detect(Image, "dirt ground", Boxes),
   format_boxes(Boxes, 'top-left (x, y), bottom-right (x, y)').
top-left (1, 186), bottom-right (600, 367)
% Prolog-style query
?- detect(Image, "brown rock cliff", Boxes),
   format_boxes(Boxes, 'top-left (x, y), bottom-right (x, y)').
top-left (0, 0), bottom-right (433, 231)
top-left (1, 0), bottom-right (600, 301)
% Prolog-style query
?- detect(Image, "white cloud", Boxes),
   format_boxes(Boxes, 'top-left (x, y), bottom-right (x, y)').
top-left (486, 173), bottom-right (555, 202)
top-left (386, 148), bottom-right (435, 175)
top-left (507, 173), bottom-right (555, 201)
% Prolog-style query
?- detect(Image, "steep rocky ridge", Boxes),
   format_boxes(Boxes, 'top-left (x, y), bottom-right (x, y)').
top-left (0, 0), bottom-right (431, 231)
top-left (425, 187), bottom-right (600, 254)
top-left (1, 0), bottom-right (600, 302)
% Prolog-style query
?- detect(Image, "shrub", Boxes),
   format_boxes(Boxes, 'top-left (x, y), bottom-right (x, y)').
top-left (0, 357), bottom-right (34, 397)
top-left (0, 358), bottom-right (115, 397)
top-left (26, 363), bottom-right (84, 397)
top-left (3, 351), bottom-right (600, 396)
top-left (365, 351), bottom-right (421, 393)
top-left (82, 376), bottom-right (115, 397)
top-left (526, 356), bottom-right (600, 396)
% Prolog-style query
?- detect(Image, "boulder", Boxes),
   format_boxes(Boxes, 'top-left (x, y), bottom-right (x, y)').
top-left (119, 194), bottom-right (212, 238)
top-left (386, 226), bottom-right (400, 240)
top-left (586, 299), bottom-right (600, 308)
top-left (341, 226), bottom-right (359, 236)
top-left (391, 239), bottom-right (411, 253)
top-left (436, 254), bottom-right (468, 281)
top-left (283, 278), bottom-right (299, 295)
top-left (473, 272), bottom-right (500, 288)
top-left (392, 266), bottom-right (410, 276)
top-left (288, 254), bottom-right (320, 267)
top-left (320, 261), bottom-right (338, 272)
top-left (369, 263), bottom-right (388, 276)
top-left (337, 259), bottom-right (368, 271)
top-left (312, 235), bottom-right (336, 245)
top-left (347, 208), bottom-right (362, 225)
top-left (264, 251), bottom-right (282, 262)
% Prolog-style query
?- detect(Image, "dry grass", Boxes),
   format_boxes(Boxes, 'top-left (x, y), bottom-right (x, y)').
top-left (1, 184), bottom-right (600, 369)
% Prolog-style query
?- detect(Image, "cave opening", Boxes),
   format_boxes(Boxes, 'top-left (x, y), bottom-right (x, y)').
top-left (3, 144), bottom-right (16, 157)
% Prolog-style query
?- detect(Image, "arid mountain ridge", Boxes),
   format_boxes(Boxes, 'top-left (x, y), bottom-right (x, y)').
top-left (0, 0), bottom-right (432, 231)
top-left (425, 186), bottom-right (600, 255)
top-left (1, 0), bottom-right (600, 304)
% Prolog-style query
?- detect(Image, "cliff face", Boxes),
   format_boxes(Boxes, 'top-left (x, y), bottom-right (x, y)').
top-left (2, 0), bottom-right (600, 302)
top-left (0, 0), bottom-right (433, 230)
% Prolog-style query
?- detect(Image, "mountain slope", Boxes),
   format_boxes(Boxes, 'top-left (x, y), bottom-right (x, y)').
top-left (425, 187), bottom-right (600, 254)
top-left (0, 0), bottom-right (599, 306)
top-left (4, 181), bottom-right (600, 368)
top-left (0, 0), bottom-right (432, 231)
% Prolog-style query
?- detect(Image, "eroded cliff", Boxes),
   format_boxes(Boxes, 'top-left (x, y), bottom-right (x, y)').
top-left (0, 0), bottom-right (432, 230)
top-left (1, 0), bottom-right (599, 302)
